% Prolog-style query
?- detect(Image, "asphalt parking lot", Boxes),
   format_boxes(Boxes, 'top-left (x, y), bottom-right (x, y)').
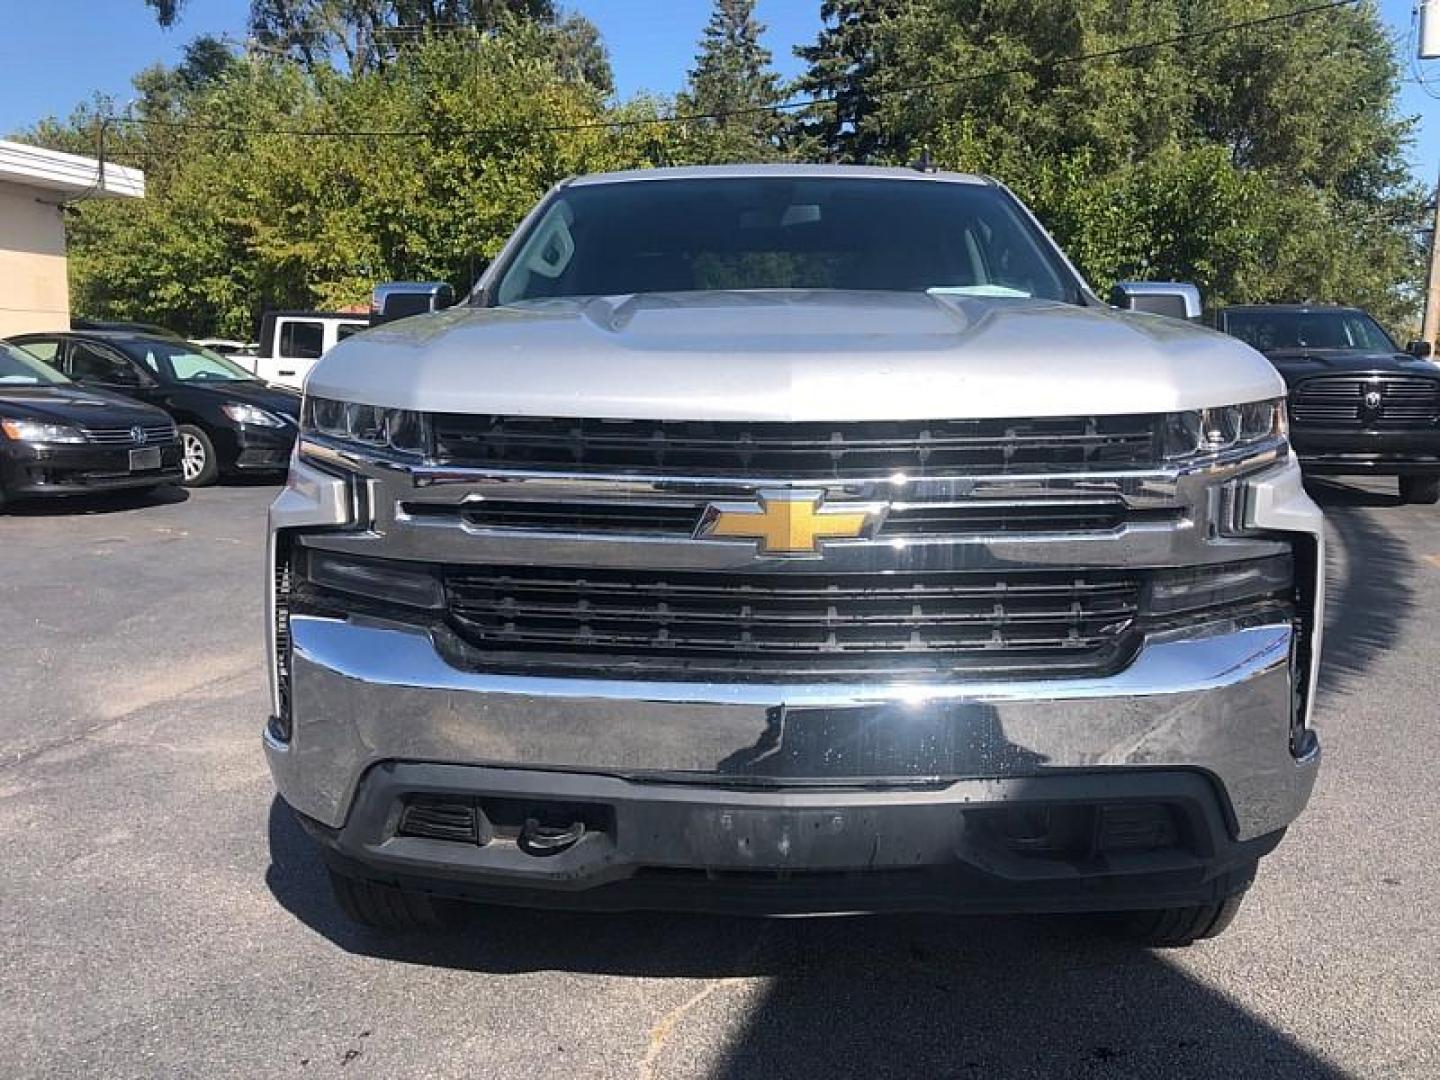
top-left (2, 476), bottom-right (1437, 1079)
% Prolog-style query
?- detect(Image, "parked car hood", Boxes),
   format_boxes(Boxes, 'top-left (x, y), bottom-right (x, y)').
top-left (306, 290), bottom-right (1284, 420)
top-left (179, 379), bottom-right (301, 418)
top-left (0, 384), bottom-right (171, 427)
top-left (1260, 348), bottom-right (1440, 381)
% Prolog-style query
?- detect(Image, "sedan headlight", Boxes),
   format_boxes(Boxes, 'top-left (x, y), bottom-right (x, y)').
top-left (1162, 398), bottom-right (1287, 461)
top-left (222, 403), bottom-right (287, 427)
top-left (0, 419), bottom-right (87, 444)
top-left (302, 396), bottom-right (428, 456)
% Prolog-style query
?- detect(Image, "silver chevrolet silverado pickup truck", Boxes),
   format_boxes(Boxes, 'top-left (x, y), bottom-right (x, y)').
top-left (265, 165), bottom-right (1323, 945)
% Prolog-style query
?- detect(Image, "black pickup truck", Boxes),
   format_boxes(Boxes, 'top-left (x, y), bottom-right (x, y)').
top-left (1216, 304), bottom-right (1440, 504)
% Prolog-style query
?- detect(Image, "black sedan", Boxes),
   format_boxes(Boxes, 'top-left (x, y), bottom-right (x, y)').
top-left (0, 339), bottom-right (181, 508)
top-left (1216, 304), bottom-right (1440, 504)
top-left (9, 330), bottom-right (301, 487)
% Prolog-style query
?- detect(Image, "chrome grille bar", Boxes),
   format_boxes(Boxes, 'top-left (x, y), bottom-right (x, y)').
top-left (431, 413), bottom-right (1164, 477)
top-left (82, 423), bottom-right (177, 445)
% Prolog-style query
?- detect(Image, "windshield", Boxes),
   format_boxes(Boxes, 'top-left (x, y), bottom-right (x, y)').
top-left (1225, 309), bottom-right (1396, 352)
top-left (495, 177), bottom-right (1078, 304)
top-left (0, 341), bottom-right (70, 385)
top-left (126, 340), bottom-right (258, 383)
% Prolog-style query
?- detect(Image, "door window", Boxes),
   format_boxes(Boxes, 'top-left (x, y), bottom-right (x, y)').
top-left (69, 342), bottom-right (143, 386)
top-left (16, 339), bottom-right (61, 368)
top-left (279, 320), bottom-right (325, 359)
top-left (336, 322), bottom-right (366, 342)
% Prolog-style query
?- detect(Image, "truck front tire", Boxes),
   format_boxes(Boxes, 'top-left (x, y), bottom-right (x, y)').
top-left (1399, 475), bottom-right (1440, 504)
top-left (327, 869), bottom-right (458, 931)
top-left (1114, 891), bottom-right (1247, 947)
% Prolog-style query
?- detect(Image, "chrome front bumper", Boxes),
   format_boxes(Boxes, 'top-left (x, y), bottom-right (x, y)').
top-left (266, 449), bottom-right (1325, 848)
top-left (266, 613), bottom-right (1318, 841)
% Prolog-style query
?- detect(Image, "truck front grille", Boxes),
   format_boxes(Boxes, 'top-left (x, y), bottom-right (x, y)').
top-left (404, 498), bottom-right (1149, 538)
top-left (444, 566), bottom-right (1141, 679)
top-left (431, 414), bottom-right (1164, 478)
top-left (1291, 375), bottom-right (1440, 428)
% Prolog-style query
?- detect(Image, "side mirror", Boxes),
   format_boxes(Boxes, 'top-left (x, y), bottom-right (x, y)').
top-left (370, 282), bottom-right (456, 326)
top-left (1407, 339), bottom-right (1433, 358)
top-left (1108, 281), bottom-right (1203, 322)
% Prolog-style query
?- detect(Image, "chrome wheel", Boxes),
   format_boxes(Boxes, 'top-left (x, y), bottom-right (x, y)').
top-left (181, 432), bottom-right (207, 482)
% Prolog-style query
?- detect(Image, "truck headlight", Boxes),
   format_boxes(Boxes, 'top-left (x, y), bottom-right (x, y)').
top-left (301, 396), bottom-right (428, 456)
top-left (304, 549), bottom-right (444, 609)
top-left (1146, 554), bottom-right (1294, 616)
top-left (1162, 398), bottom-right (1287, 461)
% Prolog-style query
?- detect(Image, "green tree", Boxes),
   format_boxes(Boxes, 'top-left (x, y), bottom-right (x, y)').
top-left (861, 0), bottom-right (1426, 329)
top-left (792, 0), bottom-right (905, 163)
top-left (142, 1), bottom-right (608, 87)
top-left (678, 0), bottom-right (786, 162)
top-left (28, 28), bottom-right (674, 337)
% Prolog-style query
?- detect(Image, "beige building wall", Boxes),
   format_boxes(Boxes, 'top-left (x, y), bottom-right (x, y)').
top-left (0, 179), bottom-right (71, 337)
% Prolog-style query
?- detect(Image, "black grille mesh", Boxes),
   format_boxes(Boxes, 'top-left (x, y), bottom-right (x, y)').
top-left (271, 552), bottom-right (293, 741)
top-left (444, 566), bottom-right (1141, 678)
top-left (431, 414), bottom-right (1164, 477)
top-left (1291, 375), bottom-right (1440, 428)
top-left (401, 499), bottom-right (1138, 538)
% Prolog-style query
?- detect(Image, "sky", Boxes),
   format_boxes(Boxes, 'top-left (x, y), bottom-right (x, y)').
top-left (0, 0), bottom-right (1438, 181)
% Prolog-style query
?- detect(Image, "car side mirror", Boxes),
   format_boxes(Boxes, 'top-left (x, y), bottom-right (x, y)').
top-left (370, 282), bottom-right (456, 326)
top-left (1108, 281), bottom-right (1203, 322)
top-left (1407, 339), bottom-right (1432, 358)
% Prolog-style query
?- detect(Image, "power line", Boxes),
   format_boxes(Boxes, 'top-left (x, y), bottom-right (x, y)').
top-left (109, 0), bottom-right (1361, 142)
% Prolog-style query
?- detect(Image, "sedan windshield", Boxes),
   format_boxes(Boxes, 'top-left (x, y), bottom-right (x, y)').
top-left (1225, 310), bottom-right (1396, 352)
top-left (0, 342), bottom-right (69, 385)
top-left (126, 340), bottom-right (258, 383)
top-left (495, 177), bottom-right (1078, 304)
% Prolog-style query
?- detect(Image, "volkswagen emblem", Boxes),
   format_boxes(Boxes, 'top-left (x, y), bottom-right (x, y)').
top-left (1363, 390), bottom-right (1382, 411)
top-left (131, 425), bottom-right (146, 444)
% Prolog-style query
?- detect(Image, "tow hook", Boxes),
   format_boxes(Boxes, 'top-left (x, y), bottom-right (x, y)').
top-left (518, 817), bottom-right (586, 857)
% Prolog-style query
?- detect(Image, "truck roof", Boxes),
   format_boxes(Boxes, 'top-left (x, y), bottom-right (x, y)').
top-left (565, 163), bottom-right (993, 188)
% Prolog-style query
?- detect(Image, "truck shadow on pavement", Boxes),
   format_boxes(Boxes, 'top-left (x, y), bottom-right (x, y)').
top-left (1304, 479), bottom-right (1417, 700)
top-left (267, 800), bottom-right (1344, 1078)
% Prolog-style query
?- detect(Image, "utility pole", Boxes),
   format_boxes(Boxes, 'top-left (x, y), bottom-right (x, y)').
top-left (1426, 166), bottom-right (1440, 349)
top-left (1422, 2), bottom-right (1440, 346)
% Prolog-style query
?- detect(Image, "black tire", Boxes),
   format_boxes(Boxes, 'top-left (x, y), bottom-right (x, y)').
top-left (327, 869), bottom-right (458, 931)
top-left (1114, 891), bottom-right (1247, 947)
top-left (177, 424), bottom-right (219, 487)
top-left (1399, 475), bottom-right (1440, 505)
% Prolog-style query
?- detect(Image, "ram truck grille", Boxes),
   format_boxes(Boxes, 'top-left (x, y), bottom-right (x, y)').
top-left (443, 566), bottom-right (1142, 679)
top-left (431, 414), bottom-right (1164, 477)
top-left (1290, 375), bottom-right (1440, 428)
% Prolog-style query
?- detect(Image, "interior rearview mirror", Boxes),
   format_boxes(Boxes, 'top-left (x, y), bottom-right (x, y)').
top-left (371, 282), bottom-right (456, 326)
top-left (1108, 281), bottom-right (1203, 322)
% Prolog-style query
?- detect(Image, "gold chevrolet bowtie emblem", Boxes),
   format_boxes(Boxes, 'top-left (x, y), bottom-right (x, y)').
top-left (696, 490), bottom-right (885, 556)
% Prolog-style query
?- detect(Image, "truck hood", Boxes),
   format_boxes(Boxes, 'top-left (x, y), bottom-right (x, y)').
top-left (1261, 348), bottom-right (1440, 383)
top-left (307, 291), bottom-right (1283, 420)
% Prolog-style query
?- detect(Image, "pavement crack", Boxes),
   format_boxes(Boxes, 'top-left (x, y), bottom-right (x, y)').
top-left (0, 668), bottom-right (255, 772)
top-left (637, 929), bottom-right (771, 1080)
top-left (638, 978), bottom-right (746, 1080)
